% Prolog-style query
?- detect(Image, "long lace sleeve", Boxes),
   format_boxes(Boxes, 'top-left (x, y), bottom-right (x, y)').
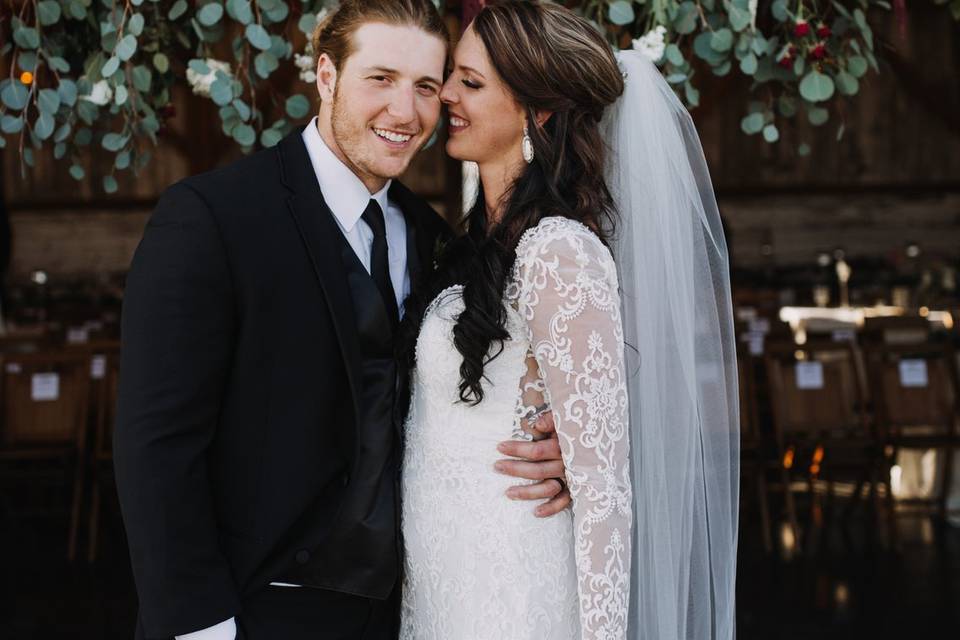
top-left (509, 218), bottom-right (633, 640)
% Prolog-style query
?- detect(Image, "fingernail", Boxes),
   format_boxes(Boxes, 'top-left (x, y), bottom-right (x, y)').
top-left (496, 443), bottom-right (507, 453)
top-left (494, 462), bottom-right (505, 473)
top-left (535, 507), bottom-right (545, 517)
top-left (506, 489), bottom-right (517, 499)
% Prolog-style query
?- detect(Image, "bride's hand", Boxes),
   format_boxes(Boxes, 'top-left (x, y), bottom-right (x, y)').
top-left (494, 411), bottom-right (571, 518)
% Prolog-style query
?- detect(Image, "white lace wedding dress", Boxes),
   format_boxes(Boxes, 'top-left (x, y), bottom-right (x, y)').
top-left (399, 217), bottom-right (633, 640)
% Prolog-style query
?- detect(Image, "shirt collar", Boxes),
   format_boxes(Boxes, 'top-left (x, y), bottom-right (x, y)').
top-left (301, 116), bottom-right (391, 232)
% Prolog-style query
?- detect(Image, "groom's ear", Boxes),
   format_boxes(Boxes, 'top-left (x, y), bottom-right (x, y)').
top-left (316, 53), bottom-right (338, 102)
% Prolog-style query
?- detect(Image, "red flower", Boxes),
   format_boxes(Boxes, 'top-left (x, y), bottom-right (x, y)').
top-left (794, 20), bottom-right (811, 37)
top-left (778, 55), bottom-right (794, 69)
top-left (816, 23), bottom-right (831, 38)
top-left (809, 42), bottom-right (827, 60)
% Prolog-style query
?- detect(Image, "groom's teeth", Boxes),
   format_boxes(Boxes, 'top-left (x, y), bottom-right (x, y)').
top-left (374, 128), bottom-right (413, 143)
top-left (450, 117), bottom-right (469, 127)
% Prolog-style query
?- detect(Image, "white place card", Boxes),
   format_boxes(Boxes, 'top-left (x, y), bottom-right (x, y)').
top-left (831, 329), bottom-right (856, 343)
top-left (67, 327), bottom-right (89, 344)
top-left (898, 359), bottom-right (928, 388)
top-left (795, 361), bottom-right (824, 390)
top-left (31, 373), bottom-right (60, 401)
top-left (748, 334), bottom-right (765, 356)
top-left (5, 362), bottom-right (22, 374)
top-left (91, 355), bottom-right (107, 380)
top-left (749, 318), bottom-right (771, 334)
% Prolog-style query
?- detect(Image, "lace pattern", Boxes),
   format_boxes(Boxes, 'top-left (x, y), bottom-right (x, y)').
top-left (400, 217), bottom-right (631, 640)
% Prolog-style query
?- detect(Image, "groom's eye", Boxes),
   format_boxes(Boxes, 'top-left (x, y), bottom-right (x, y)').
top-left (369, 75), bottom-right (389, 83)
top-left (417, 83), bottom-right (438, 96)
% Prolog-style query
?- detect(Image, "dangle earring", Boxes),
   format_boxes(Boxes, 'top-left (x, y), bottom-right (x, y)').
top-left (522, 122), bottom-right (534, 164)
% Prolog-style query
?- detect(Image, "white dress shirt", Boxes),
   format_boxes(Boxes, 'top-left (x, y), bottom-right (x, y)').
top-left (302, 116), bottom-right (411, 315)
top-left (175, 119), bottom-right (412, 640)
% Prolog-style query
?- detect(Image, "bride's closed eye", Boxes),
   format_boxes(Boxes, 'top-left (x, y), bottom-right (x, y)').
top-left (461, 79), bottom-right (482, 90)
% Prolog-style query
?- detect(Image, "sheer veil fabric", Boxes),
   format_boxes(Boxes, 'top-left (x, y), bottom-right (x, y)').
top-left (604, 51), bottom-right (740, 639)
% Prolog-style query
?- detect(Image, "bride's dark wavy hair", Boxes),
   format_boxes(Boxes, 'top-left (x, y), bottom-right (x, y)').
top-left (400, 0), bottom-right (624, 404)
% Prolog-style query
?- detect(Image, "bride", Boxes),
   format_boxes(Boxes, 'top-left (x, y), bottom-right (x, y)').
top-left (398, 2), bottom-right (739, 638)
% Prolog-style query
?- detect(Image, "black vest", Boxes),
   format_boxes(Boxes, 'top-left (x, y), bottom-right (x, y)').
top-left (276, 205), bottom-right (418, 598)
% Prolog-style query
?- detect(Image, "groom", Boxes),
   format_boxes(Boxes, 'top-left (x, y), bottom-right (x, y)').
top-left (114, 1), bottom-right (569, 639)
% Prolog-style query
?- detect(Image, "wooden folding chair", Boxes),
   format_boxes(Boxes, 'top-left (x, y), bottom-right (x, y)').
top-left (862, 341), bottom-right (960, 526)
top-left (0, 351), bottom-right (92, 561)
top-left (84, 343), bottom-right (121, 562)
top-left (764, 340), bottom-right (880, 553)
top-left (737, 338), bottom-right (774, 553)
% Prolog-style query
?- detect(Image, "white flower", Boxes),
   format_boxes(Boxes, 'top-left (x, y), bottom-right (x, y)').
top-left (632, 25), bottom-right (667, 63)
top-left (186, 58), bottom-right (232, 98)
top-left (748, 0), bottom-right (758, 29)
top-left (80, 79), bottom-right (112, 106)
top-left (294, 52), bottom-right (317, 83)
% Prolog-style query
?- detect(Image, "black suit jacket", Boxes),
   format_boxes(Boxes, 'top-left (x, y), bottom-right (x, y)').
top-left (114, 128), bottom-right (450, 639)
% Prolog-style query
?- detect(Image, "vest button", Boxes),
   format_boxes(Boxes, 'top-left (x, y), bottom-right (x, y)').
top-left (295, 549), bottom-right (310, 565)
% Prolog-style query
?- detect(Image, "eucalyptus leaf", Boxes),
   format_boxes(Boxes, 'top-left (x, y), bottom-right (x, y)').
top-left (798, 143), bottom-right (811, 157)
top-left (835, 71), bottom-right (859, 96)
top-left (102, 56), bottom-right (121, 77)
top-left (298, 12), bottom-right (318, 35)
top-left (102, 132), bottom-right (127, 151)
top-left (14, 26), bottom-right (40, 49)
top-left (710, 28), bottom-right (734, 52)
top-left (762, 124), bottom-right (779, 143)
top-left (58, 79), bottom-right (78, 106)
top-left (285, 94), bottom-right (310, 118)
top-left (54, 122), bottom-right (72, 143)
top-left (232, 123), bottom-right (256, 146)
top-left (740, 112), bottom-right (765, 134)
top-left (128, 13), bottom-right (145, 36)
top-left (18, 52), bottom-right (38, 72)
top-left (115, 151), bottom-right (131, 169)
top-left (263, 1), bottom-right (289, 23)
top-left (673, 2), bottom-right (697, 34)
top-left (54, 142), bottom-right (66, 158)
top-left (261, 128), bottom-right (283, 147)
top-left (665, 44), bottom-right (685, 67)
top-left (740, 52), bottom-right (758, 75)
top-left (847, 56), bottom-right (868, 78)
top-left (48, 56), bottom-right (71, 73)
top-left (227, 0), bottom-right (254, 24)
top-left (807, 106), bottom-right (830, 126)
top-left (728, 6), bottom-right (751, 31)
top-left (168, 0), bottom-right (188, 20)
top-left (799, 71), bottom-right (835, 102)
top-left (684, 82), bottom-right (700, 107)
top-left (104, 175), bottom-right (119, 193)
top-left (69, 164), bottom-right (85, 180)
top-left (189, 59), bottom-right (211, 75)
top-left (132, 66), bottom-right (152, 92)
top-left (34, 112), bottom-right (55, 140)
top-left (232, 98), bottom-right (251, 121)
top-left (198, 3), bottom-right (224, 26)
top-left (608, 0), bottom-right (635, 26)
top-left (38, 0), bottom-right (62, 26)
top-left (254, 51), bottom-right (279, 78)
top-left (245, 24), bottom-right (272, 50)
top-left (115, 84), bottom-right (129, 106)
top-left (117, 34), bottom-right (138, 61)
top-left (210, 78), bottom-right (234, 106)
top-left (1, 81), bottom-right (29, 111)
top-left (68, 0), bottom-right (86, 20)
top-left (771, 0), bottom-right (789, 21)
top-left (38, 88), bottom-right (61, 114)
top-left (153, 52), bottom-right (170, 73)
top-left (1, 115), bottom-right (23, 134)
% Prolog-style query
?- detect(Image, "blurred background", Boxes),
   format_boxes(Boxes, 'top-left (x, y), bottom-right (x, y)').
top-left (1, 1), bottom-right (959, 638)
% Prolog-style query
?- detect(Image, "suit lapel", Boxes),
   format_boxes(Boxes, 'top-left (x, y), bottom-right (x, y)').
top-left (389, 181), bottom-right (438, 296)
top-left (277, 129), bottom-right (362, 426)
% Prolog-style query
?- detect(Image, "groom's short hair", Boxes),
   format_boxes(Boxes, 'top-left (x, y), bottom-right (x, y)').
top-left (311, 0), bottom-right (449, 73)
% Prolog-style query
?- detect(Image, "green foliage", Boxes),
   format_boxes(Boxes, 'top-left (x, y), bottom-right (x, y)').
top-left (0, 0), bottom-right (951, 191)
top-left (1, 0), bottom-right (335, 191)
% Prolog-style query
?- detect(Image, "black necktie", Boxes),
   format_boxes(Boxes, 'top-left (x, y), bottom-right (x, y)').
top-left (361, 199), bottom-right (400, 327)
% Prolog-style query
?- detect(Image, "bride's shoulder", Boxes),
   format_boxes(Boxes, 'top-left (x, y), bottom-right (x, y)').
top-left (514, 216), bottom-right (613, 268)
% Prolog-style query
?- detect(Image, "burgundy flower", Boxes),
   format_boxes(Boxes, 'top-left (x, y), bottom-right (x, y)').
top-left (809, 42), bottom-right (827, 60)
top-left (816, 23), bottom-right (831, 39)
top-left (794, 20), bottom-right (811, 37)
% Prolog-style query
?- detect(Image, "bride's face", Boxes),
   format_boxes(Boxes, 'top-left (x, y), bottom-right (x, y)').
top-left (439, 26), bottom-right (525, 166)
